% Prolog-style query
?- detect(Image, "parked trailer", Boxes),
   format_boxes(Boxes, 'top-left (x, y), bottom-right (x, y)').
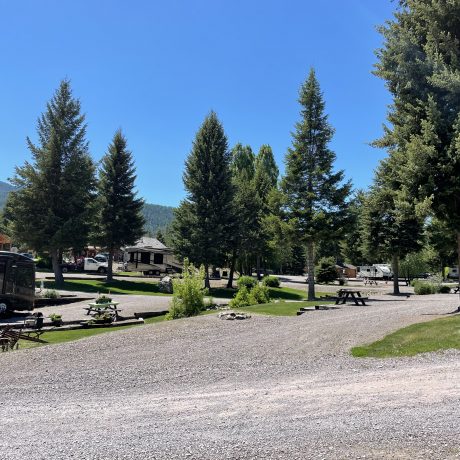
top-left (0, 251), bottom-right (35, 314)
top-left (357, 264), bottom-right (393, 280)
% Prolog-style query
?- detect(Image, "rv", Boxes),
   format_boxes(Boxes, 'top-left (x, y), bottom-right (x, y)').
top-left (357, 264), bottom-right (393, 280)
top-left (124, 237), bottom-right (182, 276)
top-left (0, 251), bottom-right (35, 314)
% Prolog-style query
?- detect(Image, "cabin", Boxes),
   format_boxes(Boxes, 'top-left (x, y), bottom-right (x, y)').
top-left (335, 263), bottom-right (357, 279)
top-left (123, 237), bottom-right (182, 275)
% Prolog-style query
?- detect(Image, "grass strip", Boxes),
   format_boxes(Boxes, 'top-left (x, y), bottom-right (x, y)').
top-left (36, 278), bottom-right (169, 296)
top-left (209, 286), bottom-right (321, 301)
top-left (238, 299), bottom-right (333, 316)
top-left (19, 315), bottom-right (167, 349)
top-left (351, 314), bottom-right (460, 358)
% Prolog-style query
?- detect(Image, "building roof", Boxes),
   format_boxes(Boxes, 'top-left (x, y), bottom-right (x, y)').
top-left (124, 237), bottom-right (168, 251)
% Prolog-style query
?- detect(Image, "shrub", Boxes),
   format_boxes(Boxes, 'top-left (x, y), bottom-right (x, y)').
top-left (316, 258), bottom-right (338, 284)
top-left (437, 285), bottom-right (451, 294)
top-left (43, 289), bottom-right (60, 299)
top-left (48, 313), bottom-right (62, 322)
top-left (35, 256), bottom-right (52, 269)
top-left (338, 278), bottom-right (346, 286)
top-left (249, 284), bottom-right (270, 304)
top-left (262, 276), bottom-right (280, 288)
top-left (237, 276), bottom-right (257, 290)
top-left (229, 286), bottom-right (251, 308)
top-left (95, 295), bottom-right (112, 304)
top-left (413, 282), bottom-right (437, 295)
top-left (167, 259), bottom-right (206, 319)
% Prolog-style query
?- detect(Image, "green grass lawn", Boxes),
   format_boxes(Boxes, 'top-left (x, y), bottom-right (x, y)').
top-left (19, 314), bottom-right (167, 349)
top-left (240, 299), bottom-right (334, 316)
top-left (352, 314), bottom-right (460, 358)
top-left (209, 286), bottom-right (323, 301)
top-left (37, 278), bottom-right (169, 296)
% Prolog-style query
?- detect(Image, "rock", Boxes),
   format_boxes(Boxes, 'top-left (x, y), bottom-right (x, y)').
top-left (159, 276), bottom-right (173, 293)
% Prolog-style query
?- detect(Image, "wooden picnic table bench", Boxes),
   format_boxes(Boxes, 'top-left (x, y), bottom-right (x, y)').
top-left (363, 277), bottom-right (378, 286)
top-left (84, 302), bottom-right (122, 320)
top-left (335, 289), bottom-right (367, 306)
top-left (0, 325), bottom-right (47, 351)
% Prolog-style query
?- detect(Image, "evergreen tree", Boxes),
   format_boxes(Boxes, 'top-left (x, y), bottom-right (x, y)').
top-left (340, 191), bottom-right (366, 266)
top-left (172, 112), bottom-right (234, 288)
top-left (94, 130), bottom-right (144, 281)
top-left (226, 143), bottom-right (259, 287)
top-left (255, 145), bottom-right (279, 193)
top-left (360, 158), bottom-right (424, 294)
top-left (282, 69), bottom-right (351, 300)
top-left (374, 0), bottom-right (460, 285)
top-left (4, 80), bottom-right (95, 287)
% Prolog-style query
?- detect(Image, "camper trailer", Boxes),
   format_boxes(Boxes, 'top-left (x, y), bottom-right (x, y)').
top-left (0, 251), bottom-right (35, 314)
top-left (124, 237), bottom-right (182, 276)
top-left (357, 264), bottom-right (393, 280)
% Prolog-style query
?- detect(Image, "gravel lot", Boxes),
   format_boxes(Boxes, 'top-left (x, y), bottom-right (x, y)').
top-left (1, 291), bottom-right (459, 459)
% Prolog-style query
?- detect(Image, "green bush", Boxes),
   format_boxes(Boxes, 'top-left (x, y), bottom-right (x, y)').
top-left (413, 282), bottom-right (437, 295)
top-left (35, 256), bottom-right (52, 269)
top-left (262, 276), bottom-right (280, 288)
top-left (316, 257), bottom-right (338, 284)
top-left (167, 259), bottom-right (206, 319)
top-left (249, 284), bottom-right (270, 304)
top-left (437, 285), bottom-right (451, 294)
top-left (229, 286), bottom-right (251, 308)
top-left (43, 289), bottom-right (60, 299)
top-left (237, 276), bottom-right (257, 290)
top-left (95, 295), bottom-right (112, 304)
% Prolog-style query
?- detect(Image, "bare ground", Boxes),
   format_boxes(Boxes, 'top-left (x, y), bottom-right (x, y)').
top-left (0, 290), bottom-right (459, 459)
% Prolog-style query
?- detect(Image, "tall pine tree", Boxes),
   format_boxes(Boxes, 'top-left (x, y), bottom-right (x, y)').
top-left (172, 112), bottom-right (234, 288)
top-left (282, 69), bottom-right (351, 300)
top-left (5, 80), bottom-right (95, 287)
top-left (94, 130), bottom-right (145, 281)
top-left (374, 0), bottom-right (460, 287)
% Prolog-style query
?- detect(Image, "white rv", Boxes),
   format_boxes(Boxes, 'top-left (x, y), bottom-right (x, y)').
top-left (124, 237), bottom-right (182, 276)
top-left (357, 264), bottom-right (393, 280)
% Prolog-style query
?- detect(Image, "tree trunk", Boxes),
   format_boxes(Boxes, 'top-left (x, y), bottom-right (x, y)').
top-left (256, 255), bottom-right (261, 281)
top-left (51, 248), bottom-right (64, 288)
top-left (306, 240), bottom-right (315, 301)
top-left (392, 253), bottom-right (400, 295)
top-left (106, 249), bottom-right (114, 282)
top-left (227, 250), bottom-right (237, 289)
top-left (457, 232), bottom-right (460, 309)
top-left (204, 263), bottom-right (210, 289)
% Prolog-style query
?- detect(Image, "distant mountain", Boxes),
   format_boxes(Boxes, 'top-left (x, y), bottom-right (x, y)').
top-left (142, 203), bottom-right (175, 235)
top-left (0, 180), bottom-right (174, 234)
top-left (0, 181), bottom-right (15, 210)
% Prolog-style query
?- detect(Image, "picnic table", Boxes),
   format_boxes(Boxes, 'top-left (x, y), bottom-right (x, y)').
top-left (363, 277), bottom-right (378, 286)
top-left (84, 302), bottom-right (122, 320)
top-left (0, 325), bottom-right (47, 351)
top-left (335, 289), bottom-right (367, 306)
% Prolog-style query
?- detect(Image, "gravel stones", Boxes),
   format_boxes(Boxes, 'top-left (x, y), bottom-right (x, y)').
top-left (0, 293), bottom-right (459, 459)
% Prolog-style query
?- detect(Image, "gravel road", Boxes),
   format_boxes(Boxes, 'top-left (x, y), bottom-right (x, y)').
top-left (0, 293), bottom-right (459, 459)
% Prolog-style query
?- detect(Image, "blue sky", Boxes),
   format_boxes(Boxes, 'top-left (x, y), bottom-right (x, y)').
top-left (1, 0), bottom-right (395, 207)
